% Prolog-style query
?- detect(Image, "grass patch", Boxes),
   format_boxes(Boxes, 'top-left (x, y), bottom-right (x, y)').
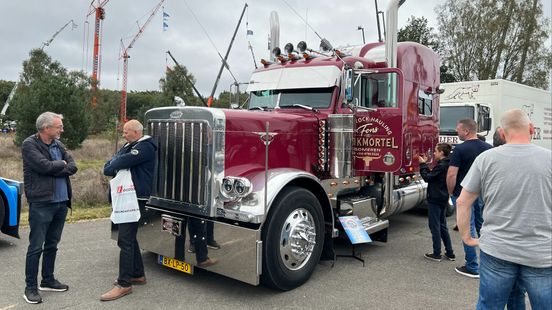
top-left (19, 203), bottom-right (112, 227)
top-left (76, 159), bottom-right (106, 171)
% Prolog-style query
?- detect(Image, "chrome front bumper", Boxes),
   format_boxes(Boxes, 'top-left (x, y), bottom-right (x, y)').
top-left (112, 206), bottom-right (263, 286)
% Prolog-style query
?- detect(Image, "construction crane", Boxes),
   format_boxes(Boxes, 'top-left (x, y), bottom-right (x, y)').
top-left (2, 20), bottom-right (78, 116)
top-left (119, 0), bottom-right (165, 124)
top-left (42, 20), bottom-right (77, 49)
top-left (86, 0), bottom-right (110, 108)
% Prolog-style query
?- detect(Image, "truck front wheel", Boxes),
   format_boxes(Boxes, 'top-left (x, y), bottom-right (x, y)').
top-left (261, 186), bottom-right (324, 291)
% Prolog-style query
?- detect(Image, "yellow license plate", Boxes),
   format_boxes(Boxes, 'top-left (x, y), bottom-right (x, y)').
top-left (159, 255), bottom-right (193, 274)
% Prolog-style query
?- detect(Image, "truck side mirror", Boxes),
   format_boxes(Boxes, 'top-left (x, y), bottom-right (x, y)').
top-left (483, 117), bottom-right (492, 131)
top-left (345, 69), bottom-right (353, 102)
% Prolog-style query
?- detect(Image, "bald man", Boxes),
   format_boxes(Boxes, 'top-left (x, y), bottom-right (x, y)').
top-left (101, 120), bottom-right (157, 301)
top-left (457, 109), bottom-right (552, 309)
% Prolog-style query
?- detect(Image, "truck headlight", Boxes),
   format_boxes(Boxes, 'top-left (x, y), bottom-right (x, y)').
top-left (220, 177), bottom-right (252, 201)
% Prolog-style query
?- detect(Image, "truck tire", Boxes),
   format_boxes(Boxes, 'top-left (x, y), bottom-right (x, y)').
top-left (261, 186), bottom-right (324, 291)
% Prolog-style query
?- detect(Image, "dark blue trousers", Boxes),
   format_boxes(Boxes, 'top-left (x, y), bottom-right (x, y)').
top-left (427, 202), bottom-right (454, 256)
top-left (25, 202), bottom-right (68, 289)
top-left (116, 200), bottom-right (145, 287)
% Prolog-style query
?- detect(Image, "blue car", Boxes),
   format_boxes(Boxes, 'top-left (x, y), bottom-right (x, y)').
top-left (0, 178), bottom-right (22, 238)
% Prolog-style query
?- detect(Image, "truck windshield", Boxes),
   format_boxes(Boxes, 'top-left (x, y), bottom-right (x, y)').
top-left (440, 106), bottom-right (474, 133)
top-left (249, 88), bottom-right (333, 110)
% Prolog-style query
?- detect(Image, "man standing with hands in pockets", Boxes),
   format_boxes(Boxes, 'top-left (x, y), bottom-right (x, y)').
top-left (101, 120), bottom-right (156, 301)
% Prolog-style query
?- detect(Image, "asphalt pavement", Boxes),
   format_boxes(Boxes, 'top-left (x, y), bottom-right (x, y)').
top-left (0, 210), bottom-right (483, 310)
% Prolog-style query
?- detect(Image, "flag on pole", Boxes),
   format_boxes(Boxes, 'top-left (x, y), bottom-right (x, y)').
top-left (163, 7), bottom-right (169, 31)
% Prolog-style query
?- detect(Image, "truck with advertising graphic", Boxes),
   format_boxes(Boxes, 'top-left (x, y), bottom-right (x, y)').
top-left (133, 0), bottom-right (443, 290)
top-left (439, 79), bottom-right (552, 149)
top-left (0, 177), bottom-right (22, 239)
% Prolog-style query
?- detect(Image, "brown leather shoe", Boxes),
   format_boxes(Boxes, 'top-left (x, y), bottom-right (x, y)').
top-left (113, 276), bottom-right (146, 286)
top-left (100, 285), bottom-right (132, 301)
top-left (198, 258), bottom-right (218, 268)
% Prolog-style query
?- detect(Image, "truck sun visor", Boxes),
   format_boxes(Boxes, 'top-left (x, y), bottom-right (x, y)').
top-left (247, 66), bottom-right (342, 92)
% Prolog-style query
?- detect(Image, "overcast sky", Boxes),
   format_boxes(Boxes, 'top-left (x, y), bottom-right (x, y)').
top-left (1, 0), bottom-right (551, 98)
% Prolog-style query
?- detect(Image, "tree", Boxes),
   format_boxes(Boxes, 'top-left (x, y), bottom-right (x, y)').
top-left (435, 0), bottom-right (552, 89)
top-left (398, 16), bottom-right (457, 83)
top-left (10, 49), bottom-right (91, 148)
top-left (159, 65), bottom-right (205, 107)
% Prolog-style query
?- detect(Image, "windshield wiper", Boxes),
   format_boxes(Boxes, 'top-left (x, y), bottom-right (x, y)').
top-left (290, 104), bottom-right (319, 113)
top-left (249, 106), bottom-right (266, 111)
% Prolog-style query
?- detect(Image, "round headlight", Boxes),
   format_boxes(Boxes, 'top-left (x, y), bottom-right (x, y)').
top-left (222, 178), bottom-right (234, 193)
top-left (235, 180), bottom-right (246, 194)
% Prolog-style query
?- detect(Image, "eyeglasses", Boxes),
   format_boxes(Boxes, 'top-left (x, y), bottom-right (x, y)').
top-left (50, 125), bottom-right (64, 130)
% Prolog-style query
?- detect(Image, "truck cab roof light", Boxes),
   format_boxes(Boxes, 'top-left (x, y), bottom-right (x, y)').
top-left (284, 43), bottom-right (294, 54)
top-left (297, 41), bottom-right (307, 52)
top-left (260, 59), bottom-right (272, 66)
top-left (272, 47), bottom-right (282, 58)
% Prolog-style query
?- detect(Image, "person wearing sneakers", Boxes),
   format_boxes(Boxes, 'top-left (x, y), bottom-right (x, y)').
top-left (446, 119), bottom-right (492, 278)
top-left (457, 109), bottom-right (551, 309)
top-left (419, 143), bottom-right (455, 262)
top-left (101, 120), bottom-right (156, 301)
top-left (22, 112), bottom-right (78, 304)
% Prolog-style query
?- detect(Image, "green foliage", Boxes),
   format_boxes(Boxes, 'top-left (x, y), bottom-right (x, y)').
top-left (159, 65), bottom-right (206, 107)
top-left (398, 16), bottom-right (457, 83)
top-left (214, 90), bottom-right (249, 109)
top-left (398, 16), bottom-right (440, 50)
top-left (436, 0), bottom-right (551, 89)
top-left (10, 49), bottom-right (91, 149)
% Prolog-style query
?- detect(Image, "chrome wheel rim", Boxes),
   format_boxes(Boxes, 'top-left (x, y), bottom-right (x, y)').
top-left (279, 208), bottom-right (317, 270)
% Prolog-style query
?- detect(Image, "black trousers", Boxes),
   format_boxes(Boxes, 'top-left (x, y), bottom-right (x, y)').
top-left (116, 200), bottom-right (145, 287)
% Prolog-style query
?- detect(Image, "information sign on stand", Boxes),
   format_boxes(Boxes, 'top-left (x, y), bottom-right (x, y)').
top-left (337, 216), bottom-right (372, 266)
top-left (338, 216), bottom-right (372, 244)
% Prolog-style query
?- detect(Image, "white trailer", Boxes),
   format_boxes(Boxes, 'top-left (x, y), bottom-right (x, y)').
top-left (439, 79), bottom-right (552, 149)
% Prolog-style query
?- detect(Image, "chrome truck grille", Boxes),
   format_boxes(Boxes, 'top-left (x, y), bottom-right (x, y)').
top-left (147, 119), bottom-right (213, 216)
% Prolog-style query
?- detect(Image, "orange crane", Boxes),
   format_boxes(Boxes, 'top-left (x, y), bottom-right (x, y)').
top-left (87, 0), bottom-right (110, 107)
top-left (119, 0), bottom-right (164, 124)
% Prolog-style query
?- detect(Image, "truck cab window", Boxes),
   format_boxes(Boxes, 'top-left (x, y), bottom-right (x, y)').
top-left (418, 90), bottom-right (433, 116)
top-left (354, 72), bottom-right (398, 108)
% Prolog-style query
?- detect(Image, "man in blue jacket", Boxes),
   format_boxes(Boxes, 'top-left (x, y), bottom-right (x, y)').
top-left (22, 112), bottom-right (78, 304)
top-left (100, 120), bottom-right (156, 301)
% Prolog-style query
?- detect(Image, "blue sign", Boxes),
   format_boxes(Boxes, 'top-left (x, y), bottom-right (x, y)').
top-left (338, 216), bottom-right (372, 244)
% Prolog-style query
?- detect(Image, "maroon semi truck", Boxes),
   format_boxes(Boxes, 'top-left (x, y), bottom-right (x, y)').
top-left (133, 0), bottom-right (442, 290)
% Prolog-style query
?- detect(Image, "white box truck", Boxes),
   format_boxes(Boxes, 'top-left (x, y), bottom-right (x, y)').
top-left (439, 79), bottom-right (552, 149)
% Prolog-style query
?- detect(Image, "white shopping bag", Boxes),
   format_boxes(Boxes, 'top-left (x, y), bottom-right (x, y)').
top-left (109, 169), bottom-right (141, 224)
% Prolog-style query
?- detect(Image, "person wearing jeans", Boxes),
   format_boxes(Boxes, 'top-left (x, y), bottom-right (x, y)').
top-left (451, 195), bottom-right (479, 276)
top-left (22, 112), bottom-right (77, 304)
top-left (446, 119), bottom-right (492, 278)
top-left (457, 109), bottom-right (551, 309)
top-left (419, 143), bottom-right (455, 262)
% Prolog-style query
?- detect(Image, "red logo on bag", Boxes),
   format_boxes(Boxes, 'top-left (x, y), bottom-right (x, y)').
top-left (116, 184), bottom-right (135, 193)
top-left (117, 185), bottom-right (123, 193)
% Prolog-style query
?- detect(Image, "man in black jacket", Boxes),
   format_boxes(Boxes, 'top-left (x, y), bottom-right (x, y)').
top-left (22, 112), bottom-right (78, 304)
top-left (419, 143), bottom-right (455, 262)
top-left (100, 119), bottom-right (156, 301)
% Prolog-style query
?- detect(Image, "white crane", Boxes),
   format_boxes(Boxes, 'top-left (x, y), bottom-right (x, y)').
top-left (1, 19), bottom-right (77, 116)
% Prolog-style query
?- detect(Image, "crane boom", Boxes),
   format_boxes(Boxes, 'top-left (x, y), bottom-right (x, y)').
top-left (41, 20), bottom-right (77, 50)
top-left (119, 0), bottom-right (165, 124)
top-left (87, 0), bottom-right (110, 107)
top-left (2, 19), bottom-right (77, 116)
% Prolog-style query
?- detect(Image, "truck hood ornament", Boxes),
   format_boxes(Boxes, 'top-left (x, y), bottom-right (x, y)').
top-left (254, 132), bottom-right (278, 145)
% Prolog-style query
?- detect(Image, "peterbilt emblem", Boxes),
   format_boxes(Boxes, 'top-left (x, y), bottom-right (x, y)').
top-left (170, 111), bottom-right (183, 119)
top-left (254, 132), bottom-right (278, 145)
